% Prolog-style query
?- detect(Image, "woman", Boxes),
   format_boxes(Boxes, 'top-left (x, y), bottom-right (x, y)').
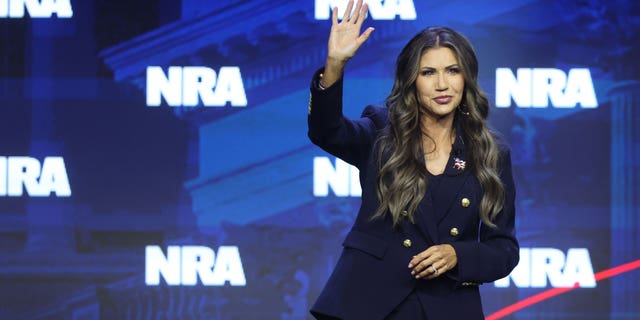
top-left (307, 0), bottom-right (519, 319)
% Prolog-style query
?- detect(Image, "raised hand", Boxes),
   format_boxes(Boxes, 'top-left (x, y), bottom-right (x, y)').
top-left (322, 0), bottom-right (375, 87)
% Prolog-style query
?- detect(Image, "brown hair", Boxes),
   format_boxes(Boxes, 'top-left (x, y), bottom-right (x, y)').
top-left (373, 26), bottom-right (504, 227)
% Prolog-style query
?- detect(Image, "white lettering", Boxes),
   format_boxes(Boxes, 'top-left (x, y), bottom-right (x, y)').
top-left (315, 0), bottom-right (416, 20)
top-left (532, 68), bottom-right (566, 108)
top-left (180, 246), bottom-right (216, 285)
top-left (530, 248), bottom-right (566, 287)
top-left (0, 0), bottom-right (73, 18)
top-left (562, 69), bottom-right (598, 108)
top-left (145, 245), bottom-right (181, 285)
top-left (0, 157), bottom-right (4, 196)
top-left (145, 245), bottom-right (246, 286)
top-left (8, 156), bottom-right (39, 196)
top-left (38, 157), bottom-right (72, 196)
top-left (211, 246), bottom-right (246, 286)
top-left (494, 248), bottom-right (596, 288)
top-left (561, 248), bottom-right (596, 287)
top-left (213, 67), bottom-right (247, 106)
top-left (181, 66), bottom-right (217, 107)
top-left (146, 66), bottom-right (182, 107)
top-left (495, 68), bottom-right (598, 108)
top-left (1, 156), bottom-right (71, 197)
top-left (313, 157), bottom-right (361, 197)
top-left (496, 68), bottom-right (531, 108)
top-left (146, 66), bottom-right (247, 107)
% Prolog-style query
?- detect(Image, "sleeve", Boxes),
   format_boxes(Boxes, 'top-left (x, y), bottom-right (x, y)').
top-left (448, 146), bottom-right (520, 284)
top-left (307, 68), bottom-right (385, 169)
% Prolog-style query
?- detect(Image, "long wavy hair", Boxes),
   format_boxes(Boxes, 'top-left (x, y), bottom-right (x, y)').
top-left (373, 26), bottom-right (505, 228)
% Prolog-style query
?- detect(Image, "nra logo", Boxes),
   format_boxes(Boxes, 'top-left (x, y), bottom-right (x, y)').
top-left (0, 0), bottom-right (73, 18)
top-left (315, 0), bottom-right (416, 20)
top-left (146, 66), bottom-right (247, 108)
top-left (313, 157), bottom-right (361, 197)
top-left (495, 248), bottom-right (596, 288)
top-left (145, 245), bottom-right (246, 286)
top-left (496, 68), bottom-right (598, 108)
top-left (0, 156), bottom-right (71, 197)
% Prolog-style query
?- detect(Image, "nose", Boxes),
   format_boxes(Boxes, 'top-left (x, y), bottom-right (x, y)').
top-left (435, 73), bottom-right (448, 91)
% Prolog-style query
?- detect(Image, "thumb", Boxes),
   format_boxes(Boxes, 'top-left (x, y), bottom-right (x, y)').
top-left (357, 27), bottom-right (375, 45)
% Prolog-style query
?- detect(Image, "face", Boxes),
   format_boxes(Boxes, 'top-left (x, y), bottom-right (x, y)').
top-left (415, 47), bottom-right (465, 121)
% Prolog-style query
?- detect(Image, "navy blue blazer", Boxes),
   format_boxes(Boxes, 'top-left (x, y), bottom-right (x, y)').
top-left (307, 69), bottom-right (519, 320)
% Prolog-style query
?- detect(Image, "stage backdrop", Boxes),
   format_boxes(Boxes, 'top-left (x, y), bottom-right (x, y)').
top-left (1, 0), bottom-right (639, 319)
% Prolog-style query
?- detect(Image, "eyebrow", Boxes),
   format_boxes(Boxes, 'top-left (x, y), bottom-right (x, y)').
top-left (420, 64), bottom-right (460, 70)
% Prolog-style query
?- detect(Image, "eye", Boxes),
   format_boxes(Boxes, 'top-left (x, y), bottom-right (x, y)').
top-left (447, 67), bottom-right (461, 74)
top-left (420, 69), bottom-right (434, 76)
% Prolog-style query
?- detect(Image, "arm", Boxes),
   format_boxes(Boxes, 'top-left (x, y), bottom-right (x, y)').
top-left (307, 0), bottom-right (377, 167)
top-left (308, 76), bottom-right (384, 167)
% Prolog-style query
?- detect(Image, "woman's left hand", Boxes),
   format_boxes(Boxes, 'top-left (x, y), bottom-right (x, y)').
top-left (408, 244), bottom-right (458, 279)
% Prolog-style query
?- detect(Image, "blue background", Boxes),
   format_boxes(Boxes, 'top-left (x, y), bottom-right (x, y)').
top-left (1, 0), bottom-right (639, 319)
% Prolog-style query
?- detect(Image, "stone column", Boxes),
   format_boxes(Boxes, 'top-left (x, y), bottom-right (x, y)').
top-left (609, 80), bottom-right (640, 316)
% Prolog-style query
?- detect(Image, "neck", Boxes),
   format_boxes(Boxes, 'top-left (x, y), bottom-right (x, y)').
top-left (421, 114), bottom-right (455, 151)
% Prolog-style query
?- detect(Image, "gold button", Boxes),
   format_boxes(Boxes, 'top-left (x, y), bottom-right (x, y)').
top-left (403, 239), bottom-right (412, 248)
top-left (461, 198), bottom-right (470, 208)
top-left (401, 210), bottom-right (408, 216)
top-left (450, 227), bottom-right (459, 236)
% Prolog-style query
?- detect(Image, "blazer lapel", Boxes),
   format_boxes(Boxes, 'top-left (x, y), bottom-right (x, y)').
top-left (432, 133), bottom-right (471, 224)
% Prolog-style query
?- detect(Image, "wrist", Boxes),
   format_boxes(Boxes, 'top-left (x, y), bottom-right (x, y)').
top-left (322, 57), bottom-right (345, 88)
top-left (325, 56), bottom-right (347, 72)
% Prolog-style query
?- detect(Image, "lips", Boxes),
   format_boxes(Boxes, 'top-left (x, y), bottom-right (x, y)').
top-left (433, 96), bottom-right (452, 104)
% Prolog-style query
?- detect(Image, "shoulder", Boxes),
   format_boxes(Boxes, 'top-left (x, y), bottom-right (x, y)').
top-left (490, 131), bottom-right (511, 158)
top-left (361, 105), bottom-right (388, 130)
top-left (490, 132), bottom-right (513, 174)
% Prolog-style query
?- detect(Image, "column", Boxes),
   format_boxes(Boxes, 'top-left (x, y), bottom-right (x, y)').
top-left (609, 80), bottom-right (640, 316)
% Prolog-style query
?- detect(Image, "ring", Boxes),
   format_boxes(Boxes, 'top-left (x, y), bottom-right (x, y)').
top-left (432, 265), bottom-right (439, 275)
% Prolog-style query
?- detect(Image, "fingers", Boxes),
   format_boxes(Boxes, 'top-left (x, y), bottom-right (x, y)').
top-left (326, 0), bottom-right (374, 64)
top-left (409, 255), bottom-right (442, 279)
top-left (334, 0), bottom-right (368, 24)
top-left (424, 262), bottom-right (442, 280)
top-left (358, 27), bottom-right (375, 43)
top-left (408, 244), bottom-right (457, 279)
top-left (408, 246), bottom-right (438, 268)
top-left (359, 1), bottom-right (369, 24)
top-left (331, 6), bottom-right (338, 25)
top-left (350, 0), bottom-right (366, 24)
top-left (342, 0), bottom-right (354, 22)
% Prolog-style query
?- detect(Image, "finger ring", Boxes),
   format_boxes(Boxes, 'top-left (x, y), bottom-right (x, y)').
top-left (432, 265), bottom-right (439, 275)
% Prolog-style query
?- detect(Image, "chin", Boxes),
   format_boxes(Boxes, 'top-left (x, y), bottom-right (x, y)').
top-left (435, 107), bottom-right (456, 117)
top-left (422, 104), bottom-right (457, 119)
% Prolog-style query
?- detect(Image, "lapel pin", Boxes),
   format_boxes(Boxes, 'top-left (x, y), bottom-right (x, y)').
top-left (453, 157), bottom-right (466, 171)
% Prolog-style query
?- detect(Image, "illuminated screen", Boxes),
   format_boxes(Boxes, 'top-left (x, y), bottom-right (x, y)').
top-left (1, 0), bottom-right (639, 319)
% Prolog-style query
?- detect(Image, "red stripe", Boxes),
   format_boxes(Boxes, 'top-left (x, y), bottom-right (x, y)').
top-left (486, 259), bottom-right (640, 320)
top-left (594, 259), bottom-right (640, 281)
